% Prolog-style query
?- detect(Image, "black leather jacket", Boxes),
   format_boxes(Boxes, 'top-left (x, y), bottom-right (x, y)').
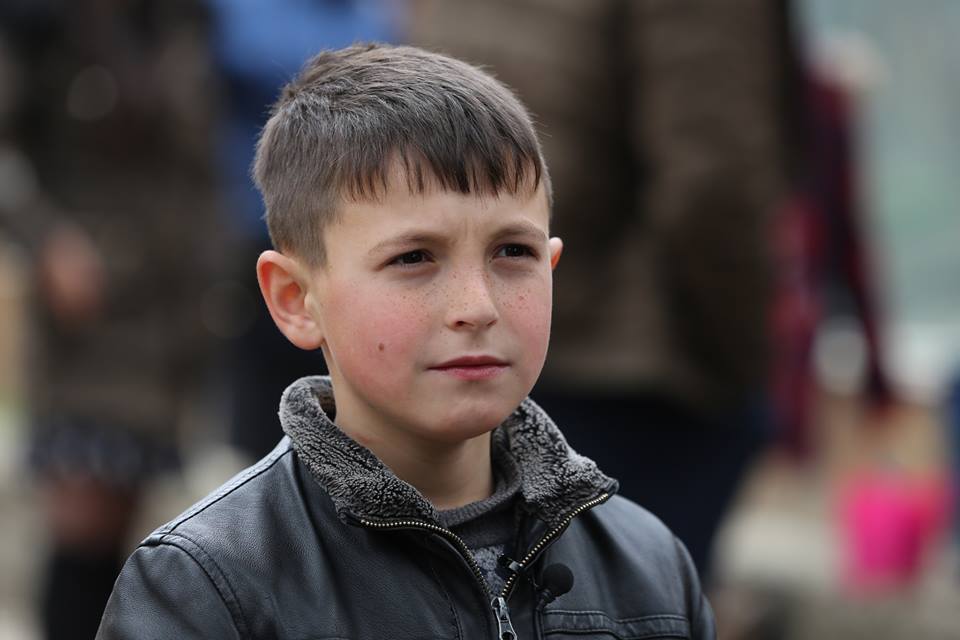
top-left (98, 377), bottom-right (715, 639)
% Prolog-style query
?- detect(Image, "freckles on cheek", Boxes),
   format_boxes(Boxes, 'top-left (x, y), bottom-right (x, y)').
top-left (508, 282), bottom-right (553, 352)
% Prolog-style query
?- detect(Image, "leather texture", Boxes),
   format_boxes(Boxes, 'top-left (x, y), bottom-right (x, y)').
top-left (98, 437), bottom-right (715, 639)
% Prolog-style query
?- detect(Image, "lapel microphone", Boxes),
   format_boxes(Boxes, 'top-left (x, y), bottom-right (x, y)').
top-left (537, 563), bottom-right (574, 607)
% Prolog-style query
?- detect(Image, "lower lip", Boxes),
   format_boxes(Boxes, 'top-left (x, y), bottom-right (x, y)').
top-left (431, 365), bottom-right (508, 381)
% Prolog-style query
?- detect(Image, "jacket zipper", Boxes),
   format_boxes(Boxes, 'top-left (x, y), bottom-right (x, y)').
top-left (498, 492), bottom-right (611, 601)
top-left (359, 517), bottom-right (493, 599)
top-left (359, 491), bottom-right (610, 640)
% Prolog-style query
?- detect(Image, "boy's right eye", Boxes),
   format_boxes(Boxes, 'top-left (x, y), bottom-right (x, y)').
top-left (389, 250), bottom-right (430, 267)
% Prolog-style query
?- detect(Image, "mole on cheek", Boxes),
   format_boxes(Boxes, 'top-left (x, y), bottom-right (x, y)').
top-left (378, 342), bottom-right (385, 352)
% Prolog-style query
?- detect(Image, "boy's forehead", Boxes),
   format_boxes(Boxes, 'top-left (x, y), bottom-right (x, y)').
top-left (332, 171), bottom-right (551, 243)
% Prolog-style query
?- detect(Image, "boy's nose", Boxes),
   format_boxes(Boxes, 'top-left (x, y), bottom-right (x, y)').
top-left (446, 269), bottom-right (499, 331)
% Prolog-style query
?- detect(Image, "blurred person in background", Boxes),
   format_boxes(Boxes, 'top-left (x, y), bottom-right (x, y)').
top-left (770, 9), bottom-right (894, 462)
top-left (0, 1), bottom-right (221, 637)
top-left (410, 0), bottom-right (785, 581)
top-left (204, 0), bottom-right (405, 461)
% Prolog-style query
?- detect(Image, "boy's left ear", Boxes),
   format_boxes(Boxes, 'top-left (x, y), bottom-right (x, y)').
top-left (549, 237), bottom-right (563, 271)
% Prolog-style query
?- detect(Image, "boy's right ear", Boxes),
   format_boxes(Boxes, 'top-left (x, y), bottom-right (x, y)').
top-left (256, 250), bottom-right (325, 350)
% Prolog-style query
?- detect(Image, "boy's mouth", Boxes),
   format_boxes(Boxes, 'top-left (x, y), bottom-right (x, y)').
top-left (429, 355), bottom-right (509, 381)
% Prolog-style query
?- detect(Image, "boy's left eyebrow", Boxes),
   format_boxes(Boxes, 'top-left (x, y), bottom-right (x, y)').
top-left (489, 222), bottom-right (548, 243)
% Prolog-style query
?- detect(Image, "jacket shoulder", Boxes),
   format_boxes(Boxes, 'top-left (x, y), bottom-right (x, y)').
top-left (100, 439), bottom-right (301, 639)
top-left (588, 494), bottom-right (684, 555)
top-left (140, 436), bottom-right (314, 589)
top-left (155, 438), bottom-right (296, 539)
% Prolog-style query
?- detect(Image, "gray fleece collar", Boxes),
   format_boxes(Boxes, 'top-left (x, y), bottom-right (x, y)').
top-left (279, 376), bottom-right (617, 527)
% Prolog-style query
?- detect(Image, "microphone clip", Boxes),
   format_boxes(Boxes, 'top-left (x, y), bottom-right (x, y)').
top-left (496, 556), bottom-right (574, 608)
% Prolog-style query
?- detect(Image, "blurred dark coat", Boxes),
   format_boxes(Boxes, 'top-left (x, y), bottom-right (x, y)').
top-left (411, 0), bottom-right (784, 411)
top-left (0, 1), bottom-right (221, 435)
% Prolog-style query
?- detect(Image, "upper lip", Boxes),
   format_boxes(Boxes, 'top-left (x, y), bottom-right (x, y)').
top-left (431, 355), bottom-right (508, 368)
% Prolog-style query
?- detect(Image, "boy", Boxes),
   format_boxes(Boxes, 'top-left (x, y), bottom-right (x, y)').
top-left (98, 44), bottom-right (715, 639)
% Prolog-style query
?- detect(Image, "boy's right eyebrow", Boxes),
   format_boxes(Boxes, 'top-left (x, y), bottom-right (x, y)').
top-left (368, 232), bottom-right (445, 257)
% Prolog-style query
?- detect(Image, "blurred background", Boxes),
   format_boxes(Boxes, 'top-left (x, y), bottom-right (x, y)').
top-left (0, 1), bottom-right (958, 638)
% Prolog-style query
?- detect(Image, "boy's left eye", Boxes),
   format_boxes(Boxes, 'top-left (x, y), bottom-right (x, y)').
top-left (495, 244), bottom-right (535, 259)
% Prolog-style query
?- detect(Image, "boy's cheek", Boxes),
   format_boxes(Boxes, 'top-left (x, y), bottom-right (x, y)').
top-left (494, 283), bottom-right (552, 383)
top-left (324, 283), bottom-right (428, 365)
top-left (326, 315), bottom-right (425, 407)
top-left (505, 281), bottom-right (553, 339)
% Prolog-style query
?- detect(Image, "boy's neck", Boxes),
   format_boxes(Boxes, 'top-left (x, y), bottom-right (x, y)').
top-left (336, 420), bottom-right (494, 512)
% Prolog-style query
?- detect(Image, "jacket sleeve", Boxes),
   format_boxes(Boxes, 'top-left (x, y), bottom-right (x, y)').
top-left (97, 540), bottom-right (242, 640)
top-left (673, 536), bottom-right (717, 640)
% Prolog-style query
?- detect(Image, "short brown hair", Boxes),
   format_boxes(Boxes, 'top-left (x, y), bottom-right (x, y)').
top-left (253, 43), bottom-right (550, 266)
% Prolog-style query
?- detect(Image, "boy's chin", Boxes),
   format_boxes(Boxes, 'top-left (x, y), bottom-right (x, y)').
top-left (416, 406), bottom-right (514, 444)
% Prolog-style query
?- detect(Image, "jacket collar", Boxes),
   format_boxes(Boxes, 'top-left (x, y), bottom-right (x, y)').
top-left (279, 376), bottom-right (616, 528)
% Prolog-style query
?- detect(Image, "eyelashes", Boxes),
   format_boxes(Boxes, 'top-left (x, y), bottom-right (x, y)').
top-left (386, 244), bottom-right (539, 269)
top-left (495, 244), bottom-right (537, 259)
top-left (389, 250), bottom-right (430, 267)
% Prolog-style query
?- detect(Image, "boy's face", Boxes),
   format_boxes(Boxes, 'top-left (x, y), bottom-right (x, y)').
top-left (302, 177), bottom-right (560, 447)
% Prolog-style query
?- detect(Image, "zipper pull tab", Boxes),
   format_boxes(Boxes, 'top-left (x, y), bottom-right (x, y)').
top-left (492, 596), bottom-right (518, 640)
